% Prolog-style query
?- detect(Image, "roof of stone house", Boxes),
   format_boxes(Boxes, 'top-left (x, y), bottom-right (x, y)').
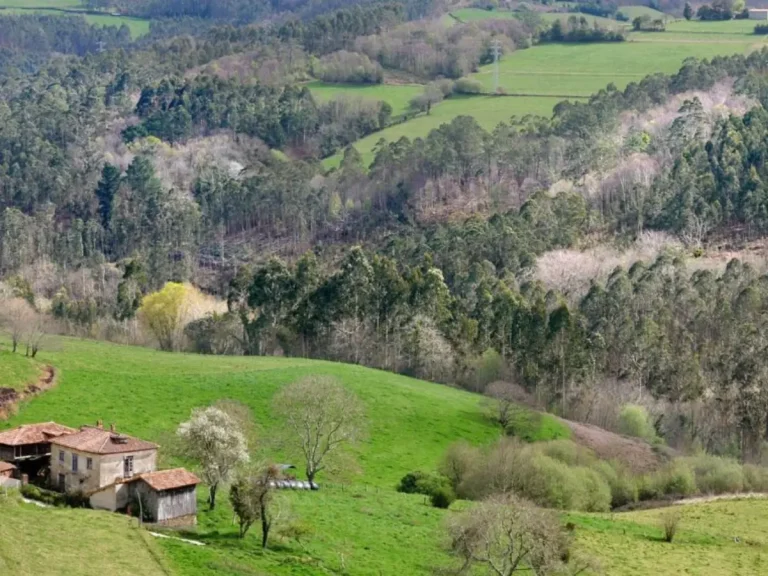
top-left (50, 426), bottom-right (158, 455)
top-left (135, 468), bottom-right (201, 491)
top-left (0, 461), bottom-right (16, 473)
top-left (0, 422), bottom-right (76, 446)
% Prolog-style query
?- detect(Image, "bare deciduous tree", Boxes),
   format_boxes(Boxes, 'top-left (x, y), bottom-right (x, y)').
top-left (273, 376), bottom-right (366, 486)
top-left (448, 493), bottom-right (589, 576)
top-left (485, 381), bottom-right (525, 429)
top-left (0, 297), bottom-right (35, 353)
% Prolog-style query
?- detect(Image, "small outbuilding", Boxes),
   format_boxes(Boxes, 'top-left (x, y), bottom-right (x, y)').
top-left (749, 8), bottom-right (768, 19)
top-left (130, 468), bottom-right (201, 526)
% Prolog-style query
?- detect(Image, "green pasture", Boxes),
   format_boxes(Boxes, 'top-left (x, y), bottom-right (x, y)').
top-left (306, 80), bottom-right (424, 116)
top-left (323, 94), bottom-right (575, 168)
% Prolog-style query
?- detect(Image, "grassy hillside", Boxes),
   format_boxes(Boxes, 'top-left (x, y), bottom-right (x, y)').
top-left (571, 499), bottom-right (768, 574)
top-left (618, 5), bottom-right (668, 19)
top-left (0, 495), bottom-right (170, 576)
top-left (307, 80), bottom-right (424, 116)
top-left (0, 350), bottom-right (41, 392)
top-left (322, 94), bottom-right (575, 168)
top-left (4, 337), bottom-right (768, 575)
top-left (1, 336), bottom-right (504, 487)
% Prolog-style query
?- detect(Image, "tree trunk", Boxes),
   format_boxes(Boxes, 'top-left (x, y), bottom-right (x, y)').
top-left (209, 483), bottom-right (218, 510)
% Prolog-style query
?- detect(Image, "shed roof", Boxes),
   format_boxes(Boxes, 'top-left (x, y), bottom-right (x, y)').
top-left (135, 468), bottom-right (200, 491)
top-left (0, 422), bottom-right (76, 446)
top-left (0, 461), bottom-right (16, 473)
top-left (51, 426), bottom-right (158, 455)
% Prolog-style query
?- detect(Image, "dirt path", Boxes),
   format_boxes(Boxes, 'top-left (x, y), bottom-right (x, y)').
top-left (0, 365), bottom-right (57, 419)
top-left (672, 492), bottom-right (768, 506)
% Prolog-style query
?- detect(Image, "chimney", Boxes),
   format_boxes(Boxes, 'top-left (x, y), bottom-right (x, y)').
top-left (109, 423), bottom-right (115, 433)
top-left (97, 420), bottom-right (103, 429)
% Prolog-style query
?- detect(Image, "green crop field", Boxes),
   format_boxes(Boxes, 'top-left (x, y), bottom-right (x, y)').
top-left (323, 93), bottom-right (577, 168)
top-left (0, 350), bottom-right (41, 392)
top-left (306, 80), bottom-right (424, 116)
top-left (0, 495), bottom-right (170, 576)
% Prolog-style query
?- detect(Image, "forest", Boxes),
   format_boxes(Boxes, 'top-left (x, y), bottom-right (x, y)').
top-left (5, 0), bottom-right (768, 465)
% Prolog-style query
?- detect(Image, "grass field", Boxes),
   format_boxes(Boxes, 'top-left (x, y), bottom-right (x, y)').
top-left (4, 337), bottom-right (768, 575)
top-left (618, 5), bottom-right (668, 19)
top-left (571, 500), bottom-right (768, 574)
top-left (323, 93), bottom-right (577, 168)
top-left (306, 80), bottom-right (424, 116)
top-left (0, 0), bottom-right (151, 37)
top-left (1, 336), bottom-right (505, 487)
top-left (0, 495), bottom-right (170, 576)
top-left (0, 350), bottom-right (41, 392)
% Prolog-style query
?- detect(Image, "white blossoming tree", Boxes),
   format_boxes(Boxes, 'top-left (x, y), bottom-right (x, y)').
top-left (177, 406), bottom-right (249, 509)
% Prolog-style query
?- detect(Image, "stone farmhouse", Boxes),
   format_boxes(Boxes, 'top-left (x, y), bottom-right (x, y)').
top-left (0, 420), bottom-right (200, 525)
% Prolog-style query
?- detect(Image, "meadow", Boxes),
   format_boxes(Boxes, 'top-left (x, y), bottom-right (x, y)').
top-left (0, 494), bottom-right (170, 576)
top-left (0, 0), bottom-right (151, 37)
top-left (0, 350), bottom-right (41, 392)
top-left (306, 80), bottom-right (424, 116)
top-left (4, 336), bottom-right (768, 575)
top-left (321, 93), bottom-right (575, 168)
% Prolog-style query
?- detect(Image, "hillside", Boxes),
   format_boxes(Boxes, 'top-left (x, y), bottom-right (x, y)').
top-left (3, 337), bottom-right (768, 575)
top-left (0, 495), bottom-right (170, 576)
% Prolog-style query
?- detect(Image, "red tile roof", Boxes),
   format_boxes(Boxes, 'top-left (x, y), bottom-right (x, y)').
top-left (0, 461), bottom-right (16, 473)
top-left (135, 468), bottom-right (200, 491)
top-left (50, 426), bottom-right (158, 455)
top-left (0, 422), bottom-right (76, 446)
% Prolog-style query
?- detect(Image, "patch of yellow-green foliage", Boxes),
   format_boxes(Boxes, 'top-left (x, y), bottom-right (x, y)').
top-left (0, 494), bottom-right (171, 576)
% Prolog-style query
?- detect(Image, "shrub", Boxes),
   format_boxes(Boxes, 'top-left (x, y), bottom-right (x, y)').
top-left (682, 455), bottom-right (743, 494)
top-left (453, 77), bottom-right (485, 95)
top-left (314, 50), bottom-right (383, 84)
top-left (398, 470), bottom-right (453, 503)
top-left (653, 461), bottom-right (696, 498)
top-left (430, 486), bottom-right (456, 508)
top-left (618, 404), bottom-right (657, 442)
top-left (743, 464), bottom-right (768, 492)
top-left (596, 461), bottom-right (638, 508)
top-left (440, 441), bottom-right (480, 491)
top-left (540, 439), bottom-right (596, 467)
top-left (660, 509), bottom-right (681, 543)
top-left (571, 466), bottom-right (612, 512)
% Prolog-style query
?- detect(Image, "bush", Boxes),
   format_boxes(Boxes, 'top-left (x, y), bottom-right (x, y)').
top-left (653, 461), bottom-right (696, 498)
top-left (743, 464), bottom-right (768, 492)
top-left (540, 439), bottom-right (596, 467)
top-left (453, 77), bottom-right (485, 95)
top-left (596, 461), bottom-right (638, 508)
top-left (430, 486), bottom-right (456, 508)
top-left (660, 509), bottom-right (681, 543)
top-left (398, 470), bottom-right (453, 503)
top-left (314, 50), bottom-right (383, 84)
top-left (618, 404), bottom-right (657, 442)
top-left (572, 466), bottom-right (612, 512)
top-left (682, 455), bottom-right (743, 494)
